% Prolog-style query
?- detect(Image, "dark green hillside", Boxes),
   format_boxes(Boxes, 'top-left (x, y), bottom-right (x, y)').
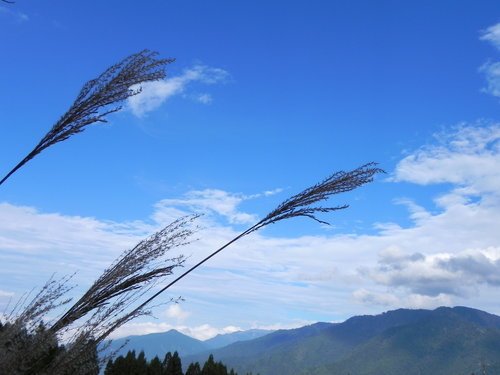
top-left (186, 307), bottom-right (500, 375)
top-left (184, 322), bottom-right (336, 374)
top-left (321, 308), bottom-right (433, 346)
top-left (186, 308), bottom-right (436, 374)
top-left (101, 307), bottom-right (500, 375)
top-left (312, 306), bottom-right (500, 375)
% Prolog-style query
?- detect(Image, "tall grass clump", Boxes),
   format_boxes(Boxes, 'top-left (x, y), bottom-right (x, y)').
top-left (0, 215), bottom-right (198, 375)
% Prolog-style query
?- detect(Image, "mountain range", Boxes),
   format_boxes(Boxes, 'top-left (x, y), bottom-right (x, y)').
top-left (104, 306), bottom-right (500, 375)
top-left (103, 328), bottom-right (272, 360)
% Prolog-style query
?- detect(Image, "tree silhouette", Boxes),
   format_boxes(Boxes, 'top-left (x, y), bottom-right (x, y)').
top-left (164, 351), bottom-right (183, 375)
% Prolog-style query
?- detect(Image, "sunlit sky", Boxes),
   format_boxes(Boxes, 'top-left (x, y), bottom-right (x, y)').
top-left (1, 1), bottom-right (500, 340)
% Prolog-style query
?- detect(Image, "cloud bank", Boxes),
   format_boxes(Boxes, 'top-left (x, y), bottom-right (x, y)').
top-left (1, 124), bottom-right (500, 337)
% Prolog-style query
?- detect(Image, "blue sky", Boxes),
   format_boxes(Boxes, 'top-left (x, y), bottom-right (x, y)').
top-left (1, 1), bottom-right (500, 340)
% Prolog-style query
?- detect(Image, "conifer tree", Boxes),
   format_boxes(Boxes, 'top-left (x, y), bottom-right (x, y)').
top-left (137, 351), bottom-right (148, 374)
top-left (185, 362), bottom-right (202, 375)
top-left (163, 352), bottom-right (173, 370)
top-left (103, 359), bottom-right (114, 375)
top-left (201, 354), bottom-right (216, 375)
top-left (201, 354), bottom-right (230, 375)
top-left (147, 356), bottom-right (163, 375)
top-left (165, 351), bottom-right (183, 375)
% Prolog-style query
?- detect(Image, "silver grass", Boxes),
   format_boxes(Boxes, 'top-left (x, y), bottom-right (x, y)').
top-left (0, 216), bottom-right (198, 374)
top-left (112, 163), bottom-right (384, 327)
top-left (50, 215), bottom-right (199, 334)
top-left (0, 50), bottom-right (174, 186)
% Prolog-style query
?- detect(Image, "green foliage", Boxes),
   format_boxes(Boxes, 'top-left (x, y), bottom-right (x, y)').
top-left (104, 351), bottom-right (245, 375)
top-left (201, 354), bottom-right (228, 375)
top-left (185, 362), bottom-right (201, 375)
top-left (184, 307), bottom-right (500, 375)
top-left (165, 351), bottom-right (183, 375)
top-left (148, 356), bottom-right (163, 375)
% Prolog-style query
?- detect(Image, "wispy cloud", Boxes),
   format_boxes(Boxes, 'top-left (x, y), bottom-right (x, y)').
top-left (0, 290), bottom-right (14, 298)
top-left (0, 6), bottom-right (28, 23)
top-left (480, 23), bottom-right (500, 98)
top-left (480, 62), bottom-right (500, 98)
top-left (155, 188), bottom-right (269, 225)
top-left (165, 304), bottom-right (191, 323)
top-left (392, 123), bottom-right (500, 193)
top-left (2, 124), bottom-right (500, 333)
top-left (353, 289), bottom-right (452, 309)
top-left (195, 93), bottom-right (213, 104)
top-left (481, 23), bottom-right (500, 51)
top-left (128, 65), bottom-right (229, 116)
top-left (0, 202), bottom-right (154, 297)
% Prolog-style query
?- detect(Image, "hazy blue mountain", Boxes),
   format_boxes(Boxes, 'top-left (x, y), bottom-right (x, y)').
top-left (204, 329), bottom-right (273, 349)
top-left (103, 329), bottom-right (209, 360)
top-left (184, 306), bottom-right (500, 375)
top-left (102, 328), bottom-right (274, 361)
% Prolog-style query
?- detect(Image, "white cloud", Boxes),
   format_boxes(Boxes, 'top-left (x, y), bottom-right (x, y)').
top-left (165, 304), bottom-right (191, 323)
top-left (0, 289), bottom-right (14, 306)
top-left (0, 202), bottom-right (157, 303)
top-left (353, 288), bottom-right (454, 310)
top-left (249, 320), bottom-right (314, 331)
top-left (196, 93), bottom-right (213, 104)
top-left (480, 23), bottom-right (500, 51)
top-left (182, 324), bottom-right (241, 341)
top-left (128, 65), bottom-right (229, 116)
top-left (404, 293), bottom-right (453, 309)
top-left (108, 321), bottom-right (242, 341)
top-left (0, 290), bottom-right (14, 297)
top-left (352, 289), bottom-right (399, 307)
top-left (0, 6), bottom-right (29, 23)
top-left (0, 203), bottom-right (150, 256)
top-left (361, 248), bottom-right (500, 299)
top-left (263, 188), bottom-right (284, 196)
top-left (480, 62), bottom-right (500, 98)
top-left (156, 189), bottom-right (259, 225)
top-left (2, 124), bottom-right (500, 330)
top-left (392, 124), bottom-right (500, 194)
top-left (355, 124), bottom-right (500, 310)
top-left (480, 23), bottom-right (500, 98)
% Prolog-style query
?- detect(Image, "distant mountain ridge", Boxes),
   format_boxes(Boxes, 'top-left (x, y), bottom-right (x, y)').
top-left (185, 306), bottom-right (500, 375)
top-left (102, 328), bottom-right (273, 360)
top-left (103, 306), bottom-right (500, 375)
top-left (103, 329), bottom-right (207, 359)
top-left (204, 329), bottom-right (272, 349)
